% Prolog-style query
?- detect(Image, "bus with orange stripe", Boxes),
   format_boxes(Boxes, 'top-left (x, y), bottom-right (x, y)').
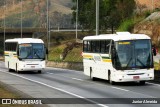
top-left (82, 32), bottom-right (154, 85)
top-left (5, 38), bottom-right (47, 73)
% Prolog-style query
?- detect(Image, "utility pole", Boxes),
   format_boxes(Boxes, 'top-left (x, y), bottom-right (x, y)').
top-left (4, 1), bottom-right (6, 52)
top-left (21, 0), bottom-right (23, 38)
top-left (76, 0), bottom-right (78, 42)
top-left (96, 0), bottom-right (99, 36)
top-left (47, 0), bottom-right (50, 50)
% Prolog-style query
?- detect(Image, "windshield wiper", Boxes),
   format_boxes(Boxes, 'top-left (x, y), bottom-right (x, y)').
top-left (34, 51), bottom-right (41, 59)
top-left (34, 50), bottom-right (43, 59)
top-left (125, 57), bottom-right (132, 68)
top-left (137, 58), bottom-right (145, 67)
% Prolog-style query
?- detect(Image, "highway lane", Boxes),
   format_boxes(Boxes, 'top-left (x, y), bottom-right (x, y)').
top-left (0, 61), bottom-right (160, 107)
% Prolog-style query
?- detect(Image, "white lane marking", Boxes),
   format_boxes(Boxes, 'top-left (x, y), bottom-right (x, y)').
top-left (45, 71), bottom-right (134, 93)
top-left (146, 82), bottom-right (160, 87)
top-left (0, 70), bottom-right (108, 107)
top-left (72, 78), bottom-right (84, 81)
top-left (46, 67), bottom-right (83, 74)
top-left (111, 86), bottom-right (156, 98)
top-left (46, 71), bottom-right (85, 82)
top-left (112, 87), bottom-right (129, 92)
top-left (47, 72), bottom-right (54, 74)
top-left (46, 73), bottom-right (130, 92)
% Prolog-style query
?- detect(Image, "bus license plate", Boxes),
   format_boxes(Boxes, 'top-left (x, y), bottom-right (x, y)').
top-left (133, 76), bottom-right (139, 80)
top-left (31, 66), bottom-right (35, 68)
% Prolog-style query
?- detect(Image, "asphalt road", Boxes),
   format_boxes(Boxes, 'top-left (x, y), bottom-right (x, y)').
top-left (0, 61), bottom-right (160, 107)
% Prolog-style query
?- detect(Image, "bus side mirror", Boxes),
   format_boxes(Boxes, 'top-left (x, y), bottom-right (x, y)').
top-left (17, 49), bottom-right (19, 56)
top-left (111, 48), bottom-right (116, 59)
top-left (45, 48), bottom-right (48, 54)
top-left (152, 48), bottom-right (157, 56)
top-left (17, 49), bottom-right (22, 60)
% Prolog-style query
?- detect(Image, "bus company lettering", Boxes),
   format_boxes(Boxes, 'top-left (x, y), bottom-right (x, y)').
top-left (12, 99), bottom-right (42, 104)
top-left (132, 99), bottom-right (157, 104)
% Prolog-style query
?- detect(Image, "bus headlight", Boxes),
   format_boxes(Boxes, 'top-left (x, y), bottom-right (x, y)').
top-left (149, 73), bottom-right (153, 77)
top-left (118, 75), bottom-right (124, 79)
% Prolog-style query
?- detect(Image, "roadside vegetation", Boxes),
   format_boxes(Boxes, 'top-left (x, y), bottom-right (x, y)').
top-left (0, 84), bottom-right (33, 107)
top-left (118, 9), bottom-right (153, 31)
top-left (154, 62), bottom-right (160, 70)
top-left (72, 0), bottom-right (136, 33)
top-left (117, 16), bottom-right (144, 31)
top-left (43, 32), bottom-right (92, 62)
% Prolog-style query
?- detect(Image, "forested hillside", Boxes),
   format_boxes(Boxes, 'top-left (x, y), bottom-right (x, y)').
top-left (0, 0), bottom-right (73, 28)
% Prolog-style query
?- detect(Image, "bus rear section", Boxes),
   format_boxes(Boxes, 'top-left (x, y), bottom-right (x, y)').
top-left (5, 38), bottom-right (47, 73)
top-left (82, 32), bottom-right (154, 85)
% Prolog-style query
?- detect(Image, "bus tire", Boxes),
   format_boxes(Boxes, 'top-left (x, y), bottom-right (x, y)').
top-left (38, 70), bottom-right (41, 73)
top-left (16, 64), bottom-right (19, 74)
top-left (108, 71), bottom-right (115, 85)
top-left (8, 62), bottom-right (11, 72)
top-left (8, 69), bottom-right (12, 72)
top-left (90, 68), bottom-right (96, 81)
top-left (139, 81), bottom-right (145, 85)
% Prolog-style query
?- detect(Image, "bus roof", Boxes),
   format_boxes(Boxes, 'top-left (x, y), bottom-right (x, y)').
top-left (83, 32), bottom-right (151, 41)
top-left (5, 38), bottom-right (44, 44)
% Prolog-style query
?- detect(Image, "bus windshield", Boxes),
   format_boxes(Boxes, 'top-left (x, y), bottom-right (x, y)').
top-left (114, 40), bottom-right (153, 70)
top-left (19, 43), bottom-right (45, 59)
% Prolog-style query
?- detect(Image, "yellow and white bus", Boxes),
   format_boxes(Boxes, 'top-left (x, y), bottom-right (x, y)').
top-left (82, 32), bottom-right (154, 85)
top-left (5, 38), bottom-right (47, 73)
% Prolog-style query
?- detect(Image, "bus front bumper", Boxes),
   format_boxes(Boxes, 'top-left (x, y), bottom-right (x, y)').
top-left (111, 70), bottom-right (154, 82)
top-left (18, 61), bottom-right (45, 71)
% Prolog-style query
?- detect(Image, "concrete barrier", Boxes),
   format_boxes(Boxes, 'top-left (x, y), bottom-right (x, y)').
top-left (46, 61), bottom-right (83, 71)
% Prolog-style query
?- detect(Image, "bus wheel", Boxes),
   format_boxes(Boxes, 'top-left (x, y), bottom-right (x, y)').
top-left (38, 70), bottom-right (41, 73)
top-left (8, 62), bottom-right (11, 72)
top-left (16, 64), bottom-right (19, 74)
top-left (139, 81), bottom-right (145, 85)
top-left (108, 72), bottom-right (115, 85)
top-left (8, 69), bottom-right (12, 72)
top-left (90, 71), bottom-right (96, 81)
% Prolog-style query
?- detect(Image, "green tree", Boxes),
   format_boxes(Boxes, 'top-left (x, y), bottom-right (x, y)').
top-left (72, 0), bottom-right (96, 31)
top-left (72, 0), bottom-right (136, 33)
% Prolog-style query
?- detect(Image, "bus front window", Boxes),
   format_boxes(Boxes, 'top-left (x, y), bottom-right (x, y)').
top-left (32, 44), bottom-right (45, 59)
top-left (19, 44), bottom-right (32, 59)
top-left (114, 40), bottom-right (153, 70)
top-left (114, 41), bottom-right (133, 69)
top-left (19, 43), bottom-right (45, 59)
top-left (135, 40), bottom-right (152, 68)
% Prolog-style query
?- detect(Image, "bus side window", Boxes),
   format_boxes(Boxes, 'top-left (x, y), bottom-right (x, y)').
top-left (105, 40), bottom-right (111, 54)
top-left (110, 40), bottom-right (115, 54)
top-left (83, 41), bottom-right (88, 52)
top-left (88, 41), bottom-right (91, 52)
top-left (5, 42), bottom-right (17, 52)
top-left (91, 41), bottom-right (96, 53)
top-left (100, 40), bottom-right (106, 53)
top-left (95, 41), bottom-right (100, 53)
top-left (90, 41), bottom-right (100, 53)
top-left (100, 40), bottom-right (111, 54)
top-left (5, 43), bottom-right (8, 51)
top-left (83, 41), bottom-right (91, 52)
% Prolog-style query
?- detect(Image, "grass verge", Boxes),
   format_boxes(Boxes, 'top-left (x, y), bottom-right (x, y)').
top-left (0, 83), bottom-right (33, 107)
